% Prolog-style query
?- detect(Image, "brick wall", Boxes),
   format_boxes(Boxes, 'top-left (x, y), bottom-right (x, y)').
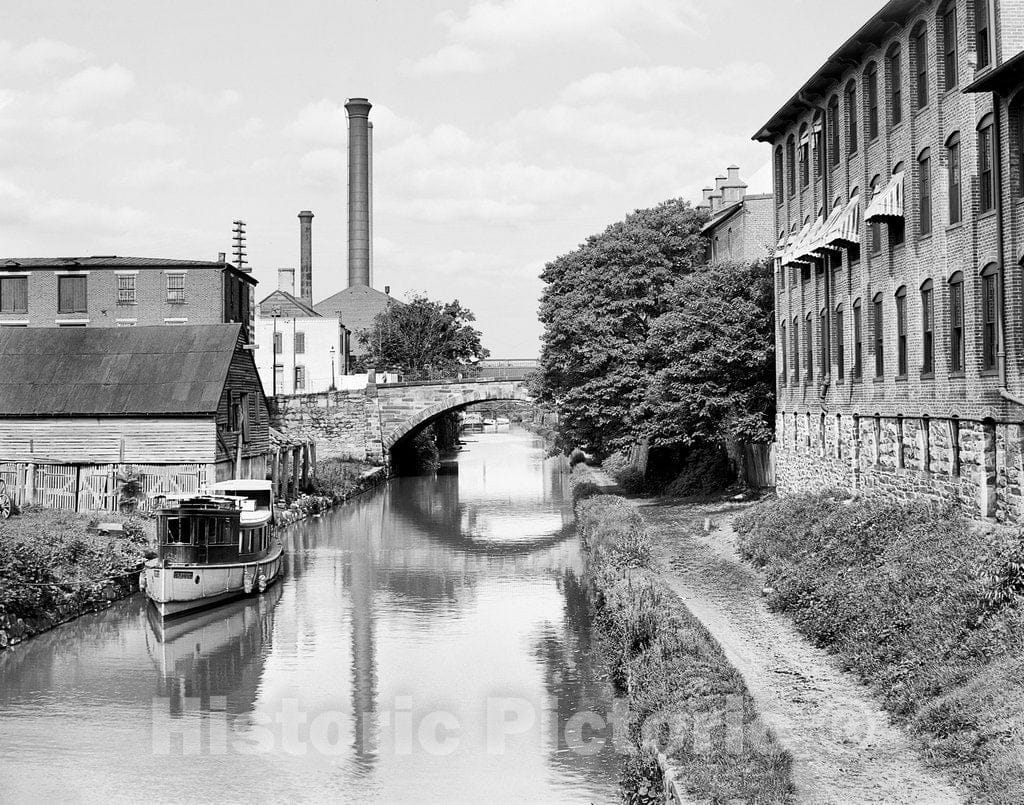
top-left (766, 1), bottom-right (1024, 521)
top-left (0, 267), bottom-right (232, 327)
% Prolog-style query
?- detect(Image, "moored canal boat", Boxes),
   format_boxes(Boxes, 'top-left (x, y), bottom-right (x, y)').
top-left (143, 480), bottom-right (283, 619)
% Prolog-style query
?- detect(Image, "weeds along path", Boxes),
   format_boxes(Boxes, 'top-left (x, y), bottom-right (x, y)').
top-left (638, 499), bottom-right (964, 805)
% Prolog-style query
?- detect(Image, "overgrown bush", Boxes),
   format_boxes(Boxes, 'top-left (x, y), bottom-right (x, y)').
top-left (568, 448), bottom-right (589, 467)
top-left (311, 458), bottom-right (374, 500)
top-left (576, 495), bottom-right (794, 803)
top-left (0, 508), bottom-right (153, 622)
top-left (734, 492), bottom-right (1024, 803)
top-left (661, 445), bottom-right (734, 498)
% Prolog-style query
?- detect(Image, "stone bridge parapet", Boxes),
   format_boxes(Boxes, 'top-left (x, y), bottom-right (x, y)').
top-left (268, 378), bottom-right (532, 466)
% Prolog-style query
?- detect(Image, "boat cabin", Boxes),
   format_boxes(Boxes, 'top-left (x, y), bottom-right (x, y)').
top-left (155, 483), bottom-right (274, 566)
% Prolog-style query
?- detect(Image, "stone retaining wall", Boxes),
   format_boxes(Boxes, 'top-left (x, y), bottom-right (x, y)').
top-left (776, 409), bottom-right (1024, 522)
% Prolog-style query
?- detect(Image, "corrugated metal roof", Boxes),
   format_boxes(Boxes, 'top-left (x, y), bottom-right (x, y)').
top-left (0, 324), bottom-right (243, 416)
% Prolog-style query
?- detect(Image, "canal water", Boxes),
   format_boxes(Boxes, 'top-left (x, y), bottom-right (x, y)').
top-left (0, 428), bottom-right (622, 804)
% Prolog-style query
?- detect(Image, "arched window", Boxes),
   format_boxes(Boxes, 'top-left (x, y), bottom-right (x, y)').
top-left (913, 22), bottom-right (930, 109)
top-left (949, 271), bottom-right (965, 372)
top-left (835, 303), bottom-right (845, 381)
top-left (846, 81), bottom-right (858, 154)
top-left (976, 0), bottom-right (991, 70)
top-left (981, 264), bottom-right (998, 371)
top-left (895, 286), bottom-right (908, 376)
top-left (978, 114), bottom-right (996, 213)
top-left (820, 306), bottom-right (830, 378)
top-left (792, 315), bottom-right (801, 381)
top-left (865, 63), bottom-right (879, 140)
top-left (787, 135), bottom-right (796, 197)
top-left (941, 2), bottom-right (959, 91)
top-left (873, 292), bottom-right (885, 377)
top-left (774, 147), bottom-right (785, 206)
top-left (918, 147), bottom-right (933, 236)
top-left (805, 311), bottom-right (814, 382)
top-left (947, 131), bottom-right (962, 224)
top-left (853, 298), bottom-right (863, 379)
top-left (828, 96), bottom-right (841, 166)
top-left (813, 113), bottom-right (824, 177)
top-left (888, 45), bottom-right (903, 127)
top-left (891, 161), bottom-right (906, 246)
top-left (869, 175), bottom-right (883, 254)
top-left (799, 123), bottom-right (810, 187)
top-left (780, 319), bottom-right (788, 382)
top-left (921, 279), bottom-right (935, 374)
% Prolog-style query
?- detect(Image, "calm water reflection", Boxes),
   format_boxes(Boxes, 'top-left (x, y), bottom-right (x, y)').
top-left (0, 428), bottom-right (621, 804)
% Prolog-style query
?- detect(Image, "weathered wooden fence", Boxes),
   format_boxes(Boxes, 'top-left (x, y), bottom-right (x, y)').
top-left (0, 462), bottom-right (210, 514)
top-left (742, 443), bottom-right (776, 489)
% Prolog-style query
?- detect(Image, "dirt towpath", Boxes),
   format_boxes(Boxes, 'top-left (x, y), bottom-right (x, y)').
top-left (638, 498), bottom-right (964, 805)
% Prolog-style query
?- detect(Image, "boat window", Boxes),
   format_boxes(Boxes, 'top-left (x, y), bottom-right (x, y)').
top-left (166, 517), bottom-right (192, 544)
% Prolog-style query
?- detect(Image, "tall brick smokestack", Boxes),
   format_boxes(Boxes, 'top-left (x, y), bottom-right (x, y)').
top-left (345, 97), bottom-right (372, 288)
top-left (298, 210), bottom-right (314, 305)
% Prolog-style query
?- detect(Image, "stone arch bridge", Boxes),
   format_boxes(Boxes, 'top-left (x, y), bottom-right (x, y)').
top-left (268, 378), bottom-right (533, 466)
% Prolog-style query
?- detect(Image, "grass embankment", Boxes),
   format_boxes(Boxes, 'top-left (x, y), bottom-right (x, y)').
top-left (0, 508), bottom-right (155, 649)
top-left (574, 482), bottom-right (794, 804)
top-left (276, 458), bottom-right (384, 525)
top-left (734, 492), bottom-right (1024, 804)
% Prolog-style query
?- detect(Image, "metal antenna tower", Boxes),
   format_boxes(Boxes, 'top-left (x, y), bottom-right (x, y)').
top-left (232, 220), bottom-right (248, 271)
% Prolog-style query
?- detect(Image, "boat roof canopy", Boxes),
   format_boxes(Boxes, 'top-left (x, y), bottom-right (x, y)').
top-left (206, 480), bottom-right (274, 492)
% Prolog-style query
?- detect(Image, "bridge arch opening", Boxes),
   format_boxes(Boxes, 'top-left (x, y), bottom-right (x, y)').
top-left (380, 383), bottom-right (534, 472)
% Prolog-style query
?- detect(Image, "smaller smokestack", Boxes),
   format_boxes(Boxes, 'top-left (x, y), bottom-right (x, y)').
top-left (278, 268), bottom-right (295, 295)
top-left (298, 210), bottom-right (314, 306)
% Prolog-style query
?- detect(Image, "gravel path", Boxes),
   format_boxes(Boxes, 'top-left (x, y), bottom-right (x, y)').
top-left (638, 498), bottom-right (965, 805)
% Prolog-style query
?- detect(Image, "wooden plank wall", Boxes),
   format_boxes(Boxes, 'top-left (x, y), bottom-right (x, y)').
top-left (215, 331), bottom-right (271, 464)
top-left (0, 418), bottom-right (217, 464)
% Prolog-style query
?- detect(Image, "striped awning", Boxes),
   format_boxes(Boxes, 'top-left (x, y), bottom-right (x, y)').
top-left (782, 221), bottom-right (814, 266)
top-left (810, 205), bottom-right (847, 253)
top-left (865, 172), bottom-right (904, 221)
top-left (797, 214), bottom-right (829, 259)
top-left (823, 194), bottom-right (861, 249)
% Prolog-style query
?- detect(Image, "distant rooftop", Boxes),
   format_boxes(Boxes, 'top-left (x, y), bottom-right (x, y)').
top-left (0, 256), bottom-right (256, 282)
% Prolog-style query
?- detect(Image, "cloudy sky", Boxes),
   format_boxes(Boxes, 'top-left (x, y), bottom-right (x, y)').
top-left (1, 0), bottom-right (872, 356)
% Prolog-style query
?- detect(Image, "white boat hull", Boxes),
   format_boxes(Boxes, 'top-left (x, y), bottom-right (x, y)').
top-left (145, 542), bottom-right (284, 620)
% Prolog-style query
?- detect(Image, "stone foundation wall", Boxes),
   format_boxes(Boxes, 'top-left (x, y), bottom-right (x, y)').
top-left (268, 390), bottom-right (384, 464)
top-left (776, 409), bottom-right (1024, 522)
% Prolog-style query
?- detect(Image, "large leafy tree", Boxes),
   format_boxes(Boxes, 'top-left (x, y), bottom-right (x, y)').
top-left (537, 199), bottom-right (708, 455)
top-left (358, 294), bottom-right (489, 377)
top-left (644, 259), bottom-right (776, 448)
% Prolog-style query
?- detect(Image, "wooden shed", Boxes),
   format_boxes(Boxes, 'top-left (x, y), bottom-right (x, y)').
top-left (0, 324), bottom-right (270, 511)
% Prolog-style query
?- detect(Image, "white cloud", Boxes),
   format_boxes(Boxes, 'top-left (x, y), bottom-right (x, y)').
top-left (412, 0), bottom-right (705, 74)
top-left (409, 44), bottom-right (507, 76)
top-left (161, 85), bottom-right (241, 113)
top-left (0, 174), bottom-right (147, 234)
top-left (115, 158), bottom-right (195, 189)
top-left (298, 148), bottom-right (345, 188)
top-left (0, 39), bottom-right (88, 73)
top-left (561, 62), bottom-right (775, 103)
top-left (100, 119), bottom-right (181, 147)
top-left (45, 63), bottom-right (134, 113)
top-left (286, 99), bottom-right (412, 145)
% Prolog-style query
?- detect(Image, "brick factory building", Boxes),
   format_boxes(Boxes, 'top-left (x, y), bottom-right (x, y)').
top-left (755, 0), bottom-right (1024, 521)
top-left (695, 165), bottom-right (775, 264)
top-left (0, 256), bottom-right (255, 332)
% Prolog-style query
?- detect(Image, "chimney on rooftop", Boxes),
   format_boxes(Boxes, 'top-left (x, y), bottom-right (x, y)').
top-left (298, 210), bottom-right (314, 305)
top-left (278, 268), bottom-right (296, 296)
top-left (722, 165), bottom-right (748, 205)
top-left (709, 176), bottom-right (726, 213)
top-left (345, 98), bottom-right (373, 288)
